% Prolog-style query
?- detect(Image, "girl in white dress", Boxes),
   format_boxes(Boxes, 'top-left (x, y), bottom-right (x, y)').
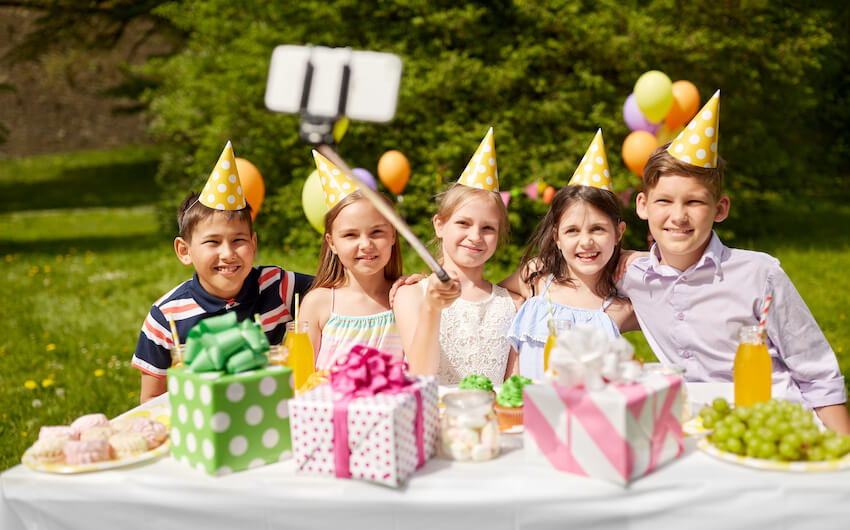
top-left (394, 128), bottom-right (521, 384)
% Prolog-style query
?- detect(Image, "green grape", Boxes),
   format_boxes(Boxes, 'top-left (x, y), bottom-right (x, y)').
top-left (779, 441), bottom-right (800, 461)
top-left (746, 443), bottom-right (760, 458)
top-left (823, 438), bottom-right (843, 459)
top-left (743, 430), bottom-right (757, 447)
top-left (713, 397), bottom-right (731, 415)
top-left (757, 441), bottom-right (777, 460)
top-left (807, 446), bottom-right (827, 462)
top-left (701, 409), bottom-right (720, 428)
top-left (728, 421), bottom-right (746, 439)
top-left (799, 429), bottom-right (821, 447)
top-left (781, 432), bottom-right (802, 449)
top-left (823, 429), bottom-right (839, 441)
top-left (757, 426), bottom-right (778, 443)
top-left (713, 425), bottom-right (731, 444)
top-left (764, 415), bottom-right (781, 431)
top-left (725, 438), bottom-right (744, 455)
top-left (837, 435), bottom-right (850, 456)
top-left (699, 406), bottom-right (714, 421)
top-left (733, 406), bottom-right (752, 422)
top-left (748, 411), bottom-right (766, 429)
top-left (775, 421), bottom-right (792, 437)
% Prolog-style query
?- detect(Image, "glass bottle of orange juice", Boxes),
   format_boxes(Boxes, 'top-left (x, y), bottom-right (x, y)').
top-left (733, 325), bottom-right (772, 407)
top-left (284, 321), bottom-right (315, 391)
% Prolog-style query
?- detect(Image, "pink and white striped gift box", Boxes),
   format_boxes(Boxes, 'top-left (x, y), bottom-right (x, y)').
top-left (523, 373), bottom-right (684, 485)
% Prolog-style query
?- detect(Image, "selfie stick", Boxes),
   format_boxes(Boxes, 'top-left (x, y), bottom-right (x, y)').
top-left (296, 51), bottom-right (450, 283)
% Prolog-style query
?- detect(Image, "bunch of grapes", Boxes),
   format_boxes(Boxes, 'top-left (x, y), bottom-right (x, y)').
top-left (699, 398), bottom-right (850, 461)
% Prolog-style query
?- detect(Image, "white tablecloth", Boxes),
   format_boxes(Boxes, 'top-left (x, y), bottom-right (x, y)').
top-left (3, 383), bottom-right (849, 530)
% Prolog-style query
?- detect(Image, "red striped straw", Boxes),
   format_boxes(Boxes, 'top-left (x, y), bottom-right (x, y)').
top-left (756, 294), bottom-right (773, 343)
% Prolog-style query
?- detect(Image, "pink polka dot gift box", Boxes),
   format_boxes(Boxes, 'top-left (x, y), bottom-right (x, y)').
top-left (289, 346), bottom-right (440, 488)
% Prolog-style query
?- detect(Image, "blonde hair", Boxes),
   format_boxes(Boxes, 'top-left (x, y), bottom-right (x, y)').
top-left (643, 145), bottom-right (726, 200)
top-left (432, 184), bottom-right (510, 262)
top-left (310, 190), bottom-right (403, 290)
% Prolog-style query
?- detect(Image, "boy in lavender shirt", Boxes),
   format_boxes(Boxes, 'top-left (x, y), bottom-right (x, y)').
top-left (620, 91), bottom-right (850, 433)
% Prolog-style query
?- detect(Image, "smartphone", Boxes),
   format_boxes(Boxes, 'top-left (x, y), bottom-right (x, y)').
top-left (264, 45), bottom-right (402, 123)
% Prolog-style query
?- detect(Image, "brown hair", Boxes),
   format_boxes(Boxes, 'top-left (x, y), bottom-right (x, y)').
top-left (520, 185), bottom-right (623, 298)
top-left (310, 190), bottom-right (403, 290)
top-left (432, 183), bottom-right (510, 262)
top-left (643, 145), bottom-right (726, 199)
top-left (177, 193), bottom-right (253, 242)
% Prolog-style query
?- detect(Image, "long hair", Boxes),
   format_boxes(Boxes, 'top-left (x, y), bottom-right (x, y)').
top-left (309, 190), bottom-right (403, 290)
top-left (431, 183), bottom-right (510, 263)
top-left (520, 185), bottom-right (623, 298)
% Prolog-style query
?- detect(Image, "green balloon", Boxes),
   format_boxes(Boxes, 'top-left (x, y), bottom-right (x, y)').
top-left (634, 70), bottom-right (674, 123)
top-left (301, 169), bottom-right (328, 234)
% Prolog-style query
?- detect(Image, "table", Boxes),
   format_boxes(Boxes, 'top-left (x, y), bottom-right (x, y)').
top-left (3, 384), bottom-right (849, 530)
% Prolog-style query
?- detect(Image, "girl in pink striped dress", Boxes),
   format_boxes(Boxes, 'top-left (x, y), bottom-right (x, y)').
top-left (299, 152), bottom-right (404, 370)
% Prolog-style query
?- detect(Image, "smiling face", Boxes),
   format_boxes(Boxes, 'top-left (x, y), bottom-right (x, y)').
top-left (434, 193), bottom-right (502, 270)
top-left (554, 201), bottom-right (625, 282)
top-left (636, 174), bottom-right (730, 271)
top-left (326, 199), bottom-right (397, 278)
top-left (175, 212), bottom-right (257, 300)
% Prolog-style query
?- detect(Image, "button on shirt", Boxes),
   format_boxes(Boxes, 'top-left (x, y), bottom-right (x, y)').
top-left (619, 232), bottom-right (845, 409)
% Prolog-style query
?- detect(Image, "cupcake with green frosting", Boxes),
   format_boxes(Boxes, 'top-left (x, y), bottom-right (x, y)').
top-left (458, 374), bottom-right (494, 393)
top-left (494, 375), bottom-right (533, 430)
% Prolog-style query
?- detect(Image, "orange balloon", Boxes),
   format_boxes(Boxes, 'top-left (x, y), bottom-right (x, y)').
top-left (235, 158), bottom-right (265, 220)
top-left (542, 185), bottom-right (556, 204)
top-left (377, 150), bottom-right (410, 195)
top-left (622, 131), bottom-right (659, 178)
top-left (664, 80), bottom-right (700, 130)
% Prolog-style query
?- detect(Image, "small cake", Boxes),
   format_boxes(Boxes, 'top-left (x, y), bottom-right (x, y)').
top-left (38, 425), bottom-right (79, 441)
top-left (70, 413), bottom-right (110, 434)
top-left (493, 375), bottom-right (533, 431)
top-left (458, 374), bottom-right (494, 394)
top-left (25, 437), bottom-right (67, 464)
top-left (110, 416), bottom-right (143, 433)
top-left (109, 432), bottom-right (150, 459)
top-left (80, 426), bottom-right (115, 441)
top-left (129, 418), bottom-right (169, 449)
top-left (63, 439), bottom-right (111, 465)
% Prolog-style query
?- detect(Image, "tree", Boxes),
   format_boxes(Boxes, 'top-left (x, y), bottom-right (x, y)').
top-left (143, 0), bottom-right (848, 260)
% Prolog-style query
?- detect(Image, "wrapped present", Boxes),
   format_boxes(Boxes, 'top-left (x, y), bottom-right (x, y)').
top-left (167, 312), bottom-right (293, 476)
top-left (524, 372), bottom-right (684, 485)
top-left (290, 345), bottom-right (439, 487)
top-left (524, 324), bottom-right (683, 485)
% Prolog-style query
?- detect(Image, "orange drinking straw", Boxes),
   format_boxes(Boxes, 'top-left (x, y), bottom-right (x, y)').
top-left (756, 294), bottom-right (773, 343)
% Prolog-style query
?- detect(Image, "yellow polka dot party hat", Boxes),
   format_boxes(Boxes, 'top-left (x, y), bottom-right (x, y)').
top-left (199, 141), bottom-right (247, 210)
top-left (458, 127), bottom-right (499, 191)
top-left (667, 89), bottom-right (719, 168)
top-left (312, 150), bottom-right (360, 209)
top-left (568, 129), bottom-right (612, 191)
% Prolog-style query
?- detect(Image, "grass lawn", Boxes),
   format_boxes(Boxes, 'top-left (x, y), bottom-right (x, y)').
top-left (1, 146), bottom-right (848, 471)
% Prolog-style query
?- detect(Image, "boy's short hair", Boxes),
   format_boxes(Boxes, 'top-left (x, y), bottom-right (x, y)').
top-left (642, 145), bottom-right (726, 199)
top-left (177, 193), bottom-right (254, 241)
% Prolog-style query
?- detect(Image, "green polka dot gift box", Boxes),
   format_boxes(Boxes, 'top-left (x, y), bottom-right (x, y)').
top-left (167, 365), bottom-right (294, 476)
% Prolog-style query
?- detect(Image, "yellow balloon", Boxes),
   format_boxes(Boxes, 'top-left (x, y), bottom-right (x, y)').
top-left (634, 70), bottom-right (674, 123)
top-left (301, 170), bottom-right (327, 234)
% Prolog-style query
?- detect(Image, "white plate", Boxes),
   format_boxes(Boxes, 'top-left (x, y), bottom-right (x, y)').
top-left (23, 442), bottom-right (170, 474)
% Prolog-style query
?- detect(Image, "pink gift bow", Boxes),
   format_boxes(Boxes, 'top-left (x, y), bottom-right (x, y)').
top-left (330, 345), bottom-right (425, 479)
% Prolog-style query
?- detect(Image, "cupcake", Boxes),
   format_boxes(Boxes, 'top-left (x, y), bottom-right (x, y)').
top-left (493, 375), bottom-right (533, 431)
top-left (458, 374), bottom-right (495, 396)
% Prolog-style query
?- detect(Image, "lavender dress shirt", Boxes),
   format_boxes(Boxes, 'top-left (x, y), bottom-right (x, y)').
top-left (620, 232), bottom-right (846, 409)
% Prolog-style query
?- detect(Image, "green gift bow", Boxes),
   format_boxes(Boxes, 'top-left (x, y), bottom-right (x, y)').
top-left (183, 312), bottom-right (270, 374)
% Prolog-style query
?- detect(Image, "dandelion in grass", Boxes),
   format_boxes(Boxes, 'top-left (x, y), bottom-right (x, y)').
top-left (128, 391), bottom-right (136, 399)
top-left (56, 388), bottom-right (65, 397)
top-left (42, 378), bottom-right (54, 388)
top-left (21, 432), bottom-right (27, 438)
top-left (24, 380), bottom-right (37, 390)
top-left (94, 369), bottom-right (105, 377)
top-left (56, 254), bottom-right (63, 262)
top-left (45, 344), bottom-right (56, 352)
top-left (32, 399), bottom-right (42, 408)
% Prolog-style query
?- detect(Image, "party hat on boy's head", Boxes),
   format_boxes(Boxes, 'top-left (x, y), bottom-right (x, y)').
top-left (568, 129), bottom-right (612, 191)
top-left (312, 150), bottom-right (360, 209)
top-left (199, 141), bottom-right (247, 210)
top-left (458, 127), bottom-right (499, 192)
top-left (667, 90), bottom-right (719, 168)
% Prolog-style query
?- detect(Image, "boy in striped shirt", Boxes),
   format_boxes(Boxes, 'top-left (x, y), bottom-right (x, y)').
top-left (132, 142), bottom-right (313, 402)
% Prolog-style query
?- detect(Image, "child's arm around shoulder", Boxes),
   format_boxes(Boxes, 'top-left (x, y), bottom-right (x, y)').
top-left (606, 297), bottom-right (639, 333)
top-left (499, 259), bottom-right (540, 300)
top-left (298, 287), bottom-right (332, 357)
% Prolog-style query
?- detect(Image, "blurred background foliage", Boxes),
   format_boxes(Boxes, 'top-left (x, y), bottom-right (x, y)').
top-left (5, 0), bottom-right (850, 269)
